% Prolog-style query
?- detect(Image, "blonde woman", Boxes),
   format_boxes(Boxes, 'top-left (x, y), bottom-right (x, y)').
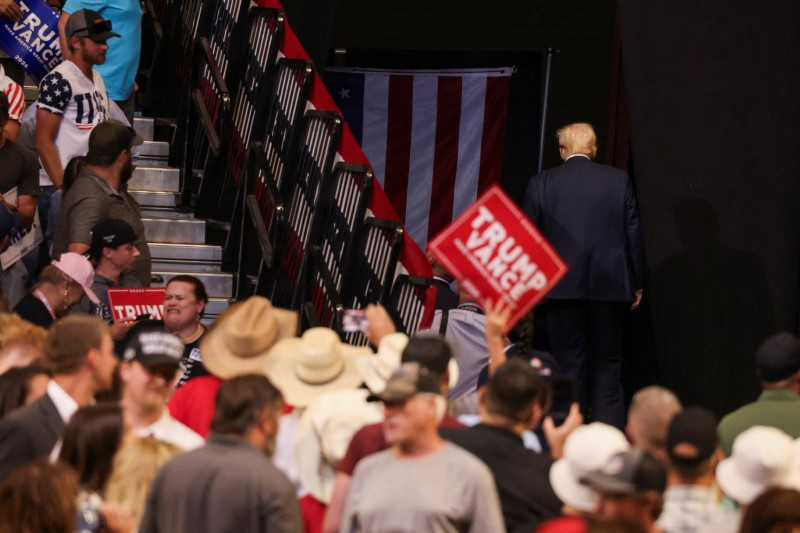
top-left (104, 437), bottom-right (181, 530)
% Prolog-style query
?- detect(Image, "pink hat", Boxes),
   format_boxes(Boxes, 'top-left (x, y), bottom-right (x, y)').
top-left (52, 253), bottom-right (100, 304)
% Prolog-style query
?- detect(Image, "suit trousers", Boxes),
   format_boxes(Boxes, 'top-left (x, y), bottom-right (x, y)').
top-left (546, 299), bottom-right (627, 428)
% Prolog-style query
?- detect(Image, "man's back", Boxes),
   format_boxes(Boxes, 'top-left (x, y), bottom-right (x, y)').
top-left (442, 424), bottom-right (562, 532)
top-left (717, 389), bottom-right (800, 456)
top-left (139, 434), bottom-right (301, 533)
top-left (342, 443), bottom-right (503, 533)
top-left (0, 394), bottom-right (63, 481)
top-left (523, 156), bottom-right (644, 301)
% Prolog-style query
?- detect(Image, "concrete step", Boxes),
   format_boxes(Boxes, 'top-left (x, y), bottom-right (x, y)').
top-left (134, 117), bottom-right (154, 141)
top-left (149, 242), bottom-right (222, 262)
top-left (128, 166), bottom-right (180, 192)
top-left (143, 218), bottom-right (205, 244)
top-left (152, 260), bottom-right (221, 272)
top-left (129, 191), bottom-right (179, 208)
top-left (151, 271), bottom-right (233, 298)
top-left (141, 209), bottom-right (197, 220)
top-left (205, 298), bottom-right (231, 316)
top-left (137, 141), bottom-right (169, 158)
top-left (133, 158), bottom-right (171, 168)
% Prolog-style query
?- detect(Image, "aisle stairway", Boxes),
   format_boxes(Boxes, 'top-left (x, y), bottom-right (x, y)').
top-left (130, 116), bottom-right (232, 324)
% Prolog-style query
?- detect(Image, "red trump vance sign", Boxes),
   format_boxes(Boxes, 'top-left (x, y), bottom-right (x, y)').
top-left (428, 185), bottom-right (567, 332)
top-left (107, 288), bottom-right (166, 321)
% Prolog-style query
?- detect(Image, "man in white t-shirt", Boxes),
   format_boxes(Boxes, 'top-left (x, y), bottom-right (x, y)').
top-left (0, 64), bottom-right (24, 141)
top-left (35, 8), bottom-right (117, 244)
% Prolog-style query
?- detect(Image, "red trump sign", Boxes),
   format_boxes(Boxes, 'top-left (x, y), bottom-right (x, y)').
top-left (428, 185), bottom-right (567, 331)
top-left (107, 288), bottom-right (166, 322)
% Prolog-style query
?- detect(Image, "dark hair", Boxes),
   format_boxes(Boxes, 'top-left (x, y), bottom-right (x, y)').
top-left (484, 358), bottom-right (551, 424)
top-left (0, 363), bottom-right (51, 418)
top-left (62, 156), bottom-right (86, 193)
top-left (0, 459), bottom-right (79, 533)
top-left (402, 334), bottom-right (452, 375)
top-left (166, 275), bottom-right (209, 317)
top-left (45, 315), bottom-right (108, 375)
top-left (211, 374), bottom-right (283, 436)
top-left (58, 403), bottom-right (123, 492)
top-left (0, 92), bottom-right (8, 124)
top-left (740, 488), bottom-right (800, 533)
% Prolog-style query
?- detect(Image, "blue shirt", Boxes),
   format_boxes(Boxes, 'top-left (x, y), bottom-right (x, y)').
top-left (62, 0), bottom-right (143, 101)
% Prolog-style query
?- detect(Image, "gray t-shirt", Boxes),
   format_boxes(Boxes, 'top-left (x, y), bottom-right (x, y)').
top-left (341, 442), bottom-right (504, 533)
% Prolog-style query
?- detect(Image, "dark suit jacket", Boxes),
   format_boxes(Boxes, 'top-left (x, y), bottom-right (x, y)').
top-left (433, 277), bottom-right (458, 311)
top-left (523, 156), bottom-right (645, 301)
top-left (0, 393), bottom-right (64, 481)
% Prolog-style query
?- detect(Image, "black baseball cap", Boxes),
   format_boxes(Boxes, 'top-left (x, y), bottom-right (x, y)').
top-left (755, 332), bottom-right (800, 383)
top-left (666, 406), bottom-right (719, 467)
top-left (123, 329), bottom-right (184, 369)
top-left (581, 449), bottom-right (667, 496)
top-left (89, 219), bottom-right (137, 260)
top-left (87, 120), bottom-right (144, 160)
top-left (368, 362), bottom-right (441, 403)
top-left (65, 9), bottom-right (120, 41)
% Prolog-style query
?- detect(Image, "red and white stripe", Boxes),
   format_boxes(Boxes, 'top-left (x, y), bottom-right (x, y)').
top-left (359, 68), bottom-right (512, 247)
top-left (0, 74), bottom-right (25, 122)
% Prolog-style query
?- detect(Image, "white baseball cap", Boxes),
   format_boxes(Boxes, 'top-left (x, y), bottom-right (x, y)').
top-left (549, 423), bottom-right (630, 511)
top-left (716, 426), bottom-right (800, 505)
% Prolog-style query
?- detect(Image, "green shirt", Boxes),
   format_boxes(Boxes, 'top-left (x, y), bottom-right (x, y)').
top-left (717, 389), bottom-right (800, 456)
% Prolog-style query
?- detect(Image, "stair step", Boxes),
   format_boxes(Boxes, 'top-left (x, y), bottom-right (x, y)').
top-left (134, 117), bottom-right (155, 141)
top-left (152, 260), bottom-right (221, 272)
top-left (141, 209), bottom-right (196, 220)
top-left (133, 158), bottom-right (171, 168)
top-left (137, 141), bottom-right (169, 158)
top-left (143, 218), bottom-right (205, 244)
top-left (149, 242), bottom-right (222, 261)
top-left (128, 167), bottom-right (180, 192)
top-left (205, 298), bottom-right (231, 316)
top-left (152, 271), bottom-right (233, 298)
top-left (129, 191), bottom-right (178, 208)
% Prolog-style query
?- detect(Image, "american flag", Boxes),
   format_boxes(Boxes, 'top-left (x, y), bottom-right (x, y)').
top-left (326, 67), bottom-right (513, 248)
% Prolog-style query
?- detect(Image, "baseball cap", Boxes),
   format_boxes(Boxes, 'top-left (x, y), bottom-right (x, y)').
top-left (549, 423), bottom-right (630, 511)
top-left (755, 332), bottom-right (800, 383)
top-left (65, 9), bottom-right (120, 41)
top-left (581, 449), bottom-right (667, 496)
top-left (89, 219), bottom-right (137, 260)
top-left (367, 362), bottom-right (441, 403)
top-left (123, 329), bottom-right (184, 369)
top-left (666, 406), bottom-right (719, 467)
top-left (87, 120), bottom-right (144, 160)
top-left (52, 252), bottom-right (100, 304)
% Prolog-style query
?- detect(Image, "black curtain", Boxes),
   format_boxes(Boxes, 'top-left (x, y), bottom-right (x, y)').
top-left (617, 1), bottom-right (800, 416)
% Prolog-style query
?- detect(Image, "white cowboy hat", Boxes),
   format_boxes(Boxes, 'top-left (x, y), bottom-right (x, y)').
top-left (264, 327), bottom-right (371, 407)
top-left (294, 388), bottom-right (383, 503)
top-left (201, 297), bottom-right (297, 379)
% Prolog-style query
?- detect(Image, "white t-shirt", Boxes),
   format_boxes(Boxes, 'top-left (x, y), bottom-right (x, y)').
top-left (36, 60), bottom-right (109, 186)
top-left (135, 410), bottom-right (205, 451)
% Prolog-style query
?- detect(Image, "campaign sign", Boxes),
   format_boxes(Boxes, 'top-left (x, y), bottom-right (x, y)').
top-left (107, 288), bottom-right (166, 322)
top-left (0, 187), bottom-right (43, 270)
top-left (428, 185), bottom-right (568, 332)
top-left (0, 0), bottom-right (63, 84)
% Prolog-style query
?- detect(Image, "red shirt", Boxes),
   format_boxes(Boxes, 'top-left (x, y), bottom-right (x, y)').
top-left (337, 414), bottom-right (465, 476)
top-left (167, 375), bottom-right (222, 437)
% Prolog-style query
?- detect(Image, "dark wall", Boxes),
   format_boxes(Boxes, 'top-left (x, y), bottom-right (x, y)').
top-left (618, 1), bottom-right (800, 415)
top-left (327, 0), bottom-right (617, 181)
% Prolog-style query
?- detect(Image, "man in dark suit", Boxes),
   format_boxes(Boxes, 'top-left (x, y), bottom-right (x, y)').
top-left (523, 123), bottom-right (645, 428)
top-left (427, 250), bottom-right (458, 311)
top-left (0, 315), bottom-right (117, 481)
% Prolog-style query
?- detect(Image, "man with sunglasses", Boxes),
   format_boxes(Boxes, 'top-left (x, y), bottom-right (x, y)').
top-left (120, 329), bottom-right (205, 451)
top-left (58, 1), bottom-right (142, 124)
top-left (36, 9), bottom-right (115, 251)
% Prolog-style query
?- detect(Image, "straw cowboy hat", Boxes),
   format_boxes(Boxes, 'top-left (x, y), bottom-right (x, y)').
top-left (201, 297), bottom-right (298, 379)
top-left (294, 388), bottom-right (383, 503)
top-left (264, 327), bottom-right (371, 407)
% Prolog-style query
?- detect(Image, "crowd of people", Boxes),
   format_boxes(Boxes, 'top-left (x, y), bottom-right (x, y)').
top-left (0, 3), bottom-right (797, 533)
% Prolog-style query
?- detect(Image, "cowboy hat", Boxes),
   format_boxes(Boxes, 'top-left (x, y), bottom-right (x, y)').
top-left (264, 327), bottom-right (371, 407)
top-left (201, 297), bottom-right (297, 379)
top-left (294, 388), bottom-right (383, 503)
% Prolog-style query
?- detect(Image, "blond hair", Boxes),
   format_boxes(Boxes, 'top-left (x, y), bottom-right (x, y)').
top-left (556, 122), bottom-right (597, 158)
top-left (104, 437), bottom-right (181, 529)
top-left (627, 385), bottom-right (682, 457)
